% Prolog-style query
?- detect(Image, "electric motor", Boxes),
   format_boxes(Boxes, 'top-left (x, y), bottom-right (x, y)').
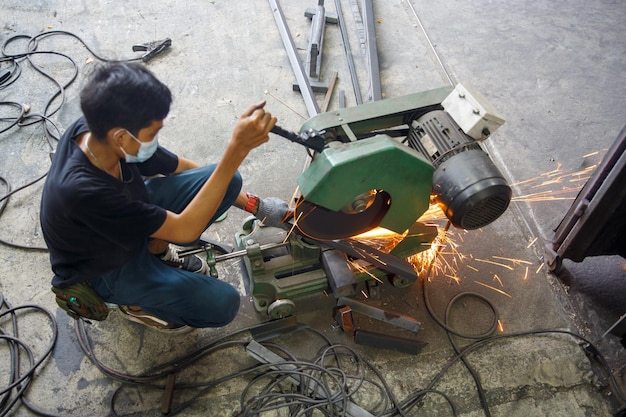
top-left (407, 110), bottom-right (511, 230)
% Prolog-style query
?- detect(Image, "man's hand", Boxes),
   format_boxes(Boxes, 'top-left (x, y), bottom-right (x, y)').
top-left (256, 197), bottom-right (292, 227)
top-left (230, 101), bottom-right (277, 157)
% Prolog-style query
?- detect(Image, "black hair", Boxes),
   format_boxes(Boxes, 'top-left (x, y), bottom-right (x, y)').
top-left (80, 62), bottom-right (172, 139)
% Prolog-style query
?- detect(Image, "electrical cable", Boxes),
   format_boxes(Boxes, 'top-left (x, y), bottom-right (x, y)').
top-left (0, 101), bottom-right (25, 134)
top-left (410, 219), bottom-right (626, 417)
top-left (74, 318), bottom-right (410, 416)
top-left (0, 293), bottom-right (60, 417)
top-left (0, 174), bottom-right (49, 251)
top-left (69, 300), bottom-right (626, 417)
top-left (0, 30), bottom-right (157, 251)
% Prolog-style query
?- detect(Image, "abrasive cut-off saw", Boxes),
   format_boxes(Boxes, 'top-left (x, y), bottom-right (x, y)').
top-left (236, 84), bottom-right (511, 318)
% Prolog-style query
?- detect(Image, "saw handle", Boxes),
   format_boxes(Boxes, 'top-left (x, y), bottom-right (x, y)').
top-left (270, 125), bottom-right (299, 142)
top-left (270, 125), bottom-right (326, 153)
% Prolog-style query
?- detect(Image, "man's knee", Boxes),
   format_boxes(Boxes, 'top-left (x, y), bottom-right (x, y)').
top-left (186, 280), bottom-right (241, 328)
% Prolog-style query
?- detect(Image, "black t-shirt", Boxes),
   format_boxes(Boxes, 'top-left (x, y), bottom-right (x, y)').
top-left (40, 117), bottom-right (179, 288)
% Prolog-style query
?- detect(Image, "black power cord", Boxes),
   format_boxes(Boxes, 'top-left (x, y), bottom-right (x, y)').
top-left (412, 220), bottom-right (626, 417)
top-left (0, 292), bottom-right (59, 417)
top-left (71, 303), bottom-right (626, 417)
top-left (0, 30), bottom-right (169, 251)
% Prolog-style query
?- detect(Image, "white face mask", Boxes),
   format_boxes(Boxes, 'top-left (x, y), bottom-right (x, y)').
top-left (118, 129), bottom-right (159, 163)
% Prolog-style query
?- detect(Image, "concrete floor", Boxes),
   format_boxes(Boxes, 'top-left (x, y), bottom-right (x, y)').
top-left (1, 0), bottom-right (625, 416)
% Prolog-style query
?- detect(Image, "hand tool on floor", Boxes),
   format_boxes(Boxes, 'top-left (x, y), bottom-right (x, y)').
top-left (132, 38), bottom-right (171, 62)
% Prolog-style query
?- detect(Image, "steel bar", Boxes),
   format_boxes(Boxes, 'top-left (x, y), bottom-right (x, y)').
top-left (362, 0), bottom-right (382, 101)
top-left (335, 0), bottom-right (363, 104)
top-left (306, 1), bottom-right (326, 80)
top-left (337, 296), bottom-right (421, 333)
top-left (547, 123), bottom-right (626, 267)
top-left (326, 238), bottom-right (418, 282)
top-left (177, 241), bottom-right (288, 262)
top-left (268, 0), bottom-right (320, 117)
top-left (354, 329), bottom-right (427, 355)
top-left (249, 316), bottom-right (302, 341)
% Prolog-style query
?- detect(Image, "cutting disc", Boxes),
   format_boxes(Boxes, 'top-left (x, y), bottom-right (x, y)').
top-left (294, 192), bottom-right (391, 240)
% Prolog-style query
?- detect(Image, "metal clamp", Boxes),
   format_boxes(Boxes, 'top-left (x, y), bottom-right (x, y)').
top-left (132, 38), bottom-right (172, 62)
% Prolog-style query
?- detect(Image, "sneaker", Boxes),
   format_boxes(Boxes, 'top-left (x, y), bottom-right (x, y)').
top-left (118, 305), bottom-right (194, 334)
top-left (159, 244), bottom-right (208, 274)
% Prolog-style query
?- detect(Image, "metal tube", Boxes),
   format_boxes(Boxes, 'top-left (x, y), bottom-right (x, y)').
top-left (268, 0), bottom-right (320, 117)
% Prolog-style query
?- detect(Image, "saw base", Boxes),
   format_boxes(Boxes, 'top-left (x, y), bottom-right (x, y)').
top-left (235, 217), bottom-right (437, 318)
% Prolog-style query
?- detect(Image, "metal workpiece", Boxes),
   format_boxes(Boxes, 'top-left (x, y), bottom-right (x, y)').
top-left (321, 248), bottom-right (357, 297)
top-left (267, 0), bottom-right (320, 117)
top-left (334, 305), bottom-right (354, 331)
top-left (326, 238), bottom-right (419, 282)
top-left (354, 329), bottom-right (427, 355)
top-left (295, 1), bottom-right (338, 94)
top-left (334, 0), bottom-right (362, 105)
top-left (246, 340), bottom-right (301, 386)
top-left (305, 1), bottom-right (328, 81)
top-left (362, 0), bottom-right (382, 102)
top-left (248, 316), bottom-right (303, 342)
top-left (337, 296), bottom-right (421, 333)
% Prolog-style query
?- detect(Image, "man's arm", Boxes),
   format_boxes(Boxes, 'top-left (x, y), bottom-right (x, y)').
top-left (150, 101), bottom-right (276, 243)
top-left (174, 156), bottom-right (200, 173)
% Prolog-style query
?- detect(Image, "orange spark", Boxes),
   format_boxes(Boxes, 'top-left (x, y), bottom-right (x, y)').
top-left (492, 256), bottom-right (533, 266)
top-left (445, 274), bottom-right (461, 285)
top-left (474, 258), bottom-right (515, 271)
top-left (493, 274), bottom-right (504, 287)
top-left (350, 260), bottom-right (384, 284)
top-left (527, 237), bottom-right (538, 248)
top-left (283, 211), bottom-right (303, 244)
top-left (474, 281), bottom-right (512, 298)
